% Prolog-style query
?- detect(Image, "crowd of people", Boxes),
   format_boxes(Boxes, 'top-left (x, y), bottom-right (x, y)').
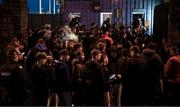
top-left (0, 18), bottom-right (180, 106)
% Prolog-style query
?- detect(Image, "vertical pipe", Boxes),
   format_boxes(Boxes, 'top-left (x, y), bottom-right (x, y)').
top-left (39, 0), bottom-right (42, 14)
top-left (49, 0), bottom-right (51, 14)
top-left (54, 0), bottom-right (56, 14)
top-left (126, 0), bottom-right (128, 27)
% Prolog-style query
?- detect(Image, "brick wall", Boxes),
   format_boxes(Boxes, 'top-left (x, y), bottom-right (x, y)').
top-left (169, 0), bottom-right (180, 45)
top-left (0, 0), bottom-right (28, 63)
top-left (0, 0), bottom-right (28, 45)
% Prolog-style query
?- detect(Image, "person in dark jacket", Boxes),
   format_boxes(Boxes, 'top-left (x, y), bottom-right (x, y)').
top-left (141, 42), bottom-right (164, 105)
top-left (0, 49), bottom-right (32, 106)
top-left (84, 49), bottom-right (105, 106)
top-left (100, 53), bottom-right (112, 106)
top-left (121, 45), bottom-right (148, 106)
top-left (116, 48), bottom-right (130, 106)
top-left (72, 63), bottom-right (86, 106)
top-left (26, 38), bottom-right (53, 74)
top-left (54, 49), bottom-right (72, 106)
top-left (46, 55), bottom-right (57, 107)
top-left (30, 52), bottom-right (51, 106)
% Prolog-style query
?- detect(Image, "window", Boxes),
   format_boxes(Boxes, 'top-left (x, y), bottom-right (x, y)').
top-left (28, 0), bottom-right (61, 14)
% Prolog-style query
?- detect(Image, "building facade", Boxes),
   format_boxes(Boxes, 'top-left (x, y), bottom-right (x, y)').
top-left (64, 0), bottom-right (164, 35)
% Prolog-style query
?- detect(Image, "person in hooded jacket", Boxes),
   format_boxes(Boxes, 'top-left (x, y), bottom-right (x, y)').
top-left (26, 38), bottom-right (53, 74)
top-left (141, 42), bottom-right (164, 105)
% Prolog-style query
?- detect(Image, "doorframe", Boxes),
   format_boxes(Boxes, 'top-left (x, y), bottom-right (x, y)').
top-left (100, 12), bottom-right (112, 26)
top-left (131, 9), bottom-right (146, 25)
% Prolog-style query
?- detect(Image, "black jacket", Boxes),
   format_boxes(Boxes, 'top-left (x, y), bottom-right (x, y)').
top-left (54, 61), bottom-right (72, 92)
top-left (0, 62), bottom-right (32, 106)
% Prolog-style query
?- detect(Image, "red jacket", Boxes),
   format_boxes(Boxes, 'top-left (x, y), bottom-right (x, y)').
top-left (165, 55), bottom-right (180, 82)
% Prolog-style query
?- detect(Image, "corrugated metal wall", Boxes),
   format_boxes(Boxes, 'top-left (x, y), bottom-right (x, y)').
top-left (64, 1), bottom-right (99, 28)
top-left (64, 0), bottom-right (163, 34)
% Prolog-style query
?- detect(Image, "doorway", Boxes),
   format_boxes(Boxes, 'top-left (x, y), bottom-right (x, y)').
top-left (100, 12), bottom-right (112, 26)
top-left (132, 12), bottom-right (145, 28)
